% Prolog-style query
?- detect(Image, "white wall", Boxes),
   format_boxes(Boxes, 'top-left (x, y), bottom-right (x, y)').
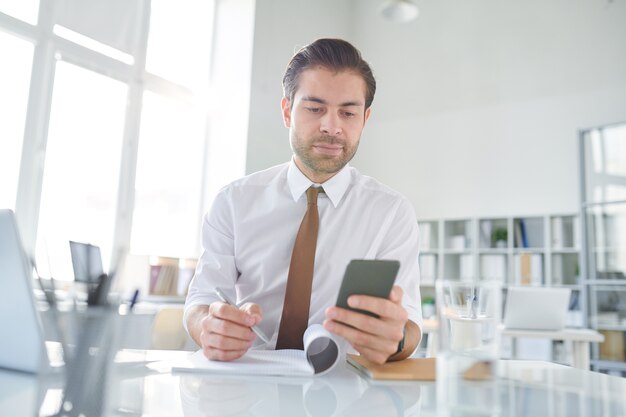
top-left (204, 0), bottom-right (256, 206)
top-left (246, 0), bottom-right (355, 173)
top-left (247, 0), bottom-right (626, 219)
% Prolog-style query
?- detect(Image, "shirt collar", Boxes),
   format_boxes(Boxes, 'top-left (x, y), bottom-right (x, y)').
top-left (287, 158), bottom-right (352, 208)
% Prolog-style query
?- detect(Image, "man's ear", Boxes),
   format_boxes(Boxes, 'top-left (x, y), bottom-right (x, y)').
top-left (281, 97), bottom-right (292, 128)
top-left (363, 107), bottom-right (372, 125)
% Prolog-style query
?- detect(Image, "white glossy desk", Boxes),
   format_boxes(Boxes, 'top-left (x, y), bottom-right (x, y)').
top-left (1, 350), bottom-right (625, 417)
top-left (422, 319), bottom-right (604, 370)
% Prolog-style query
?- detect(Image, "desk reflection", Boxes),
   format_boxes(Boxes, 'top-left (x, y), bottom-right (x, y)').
top-left (178, 366), bottom-right (422, 417)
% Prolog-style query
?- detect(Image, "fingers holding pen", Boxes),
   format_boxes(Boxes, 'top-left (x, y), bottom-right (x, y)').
top-left (200, 302), bottom-right (258, 360)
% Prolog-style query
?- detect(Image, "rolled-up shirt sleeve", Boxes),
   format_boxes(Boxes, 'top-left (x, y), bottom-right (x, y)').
top-left (183, 188), bottom-right (239, 332)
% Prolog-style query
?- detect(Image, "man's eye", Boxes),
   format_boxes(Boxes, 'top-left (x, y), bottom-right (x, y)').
top-left (306, 107), bottom-right (321, 113)
top-left (343, 111), bottom-right (356, 117)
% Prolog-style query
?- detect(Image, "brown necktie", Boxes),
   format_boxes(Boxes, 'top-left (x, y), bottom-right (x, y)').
top-left (276, 186), bottom-right (320, 349)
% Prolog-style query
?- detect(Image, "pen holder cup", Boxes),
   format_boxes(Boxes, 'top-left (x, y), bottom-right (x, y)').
top-left (435, 280), bottom-right (502, 416)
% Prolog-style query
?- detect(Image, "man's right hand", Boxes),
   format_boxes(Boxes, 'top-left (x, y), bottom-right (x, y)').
top-left (187, 302), bottom-right (262, 361)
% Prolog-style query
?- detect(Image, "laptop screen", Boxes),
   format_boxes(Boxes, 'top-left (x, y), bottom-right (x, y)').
top-left (504, 286), bottom-right (571, 331)
top-left (0, 209), bottom-right (48, 373)
top-left (69, 241), bottom-right (104, 283)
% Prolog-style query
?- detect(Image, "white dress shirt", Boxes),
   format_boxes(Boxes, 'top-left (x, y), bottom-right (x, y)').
top-left (184, 159), bottom-right (422, 348)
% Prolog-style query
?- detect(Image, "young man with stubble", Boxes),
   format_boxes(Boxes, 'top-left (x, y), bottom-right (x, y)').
top-left (184, 38), bottom-right (422, 365)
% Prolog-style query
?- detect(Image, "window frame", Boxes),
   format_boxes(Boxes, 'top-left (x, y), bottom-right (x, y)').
top-left (1, 0), bottom-right (214, 274)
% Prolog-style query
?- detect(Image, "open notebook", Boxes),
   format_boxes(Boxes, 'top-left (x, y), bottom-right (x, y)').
top-left (172, 324), bottom-right (341, 377)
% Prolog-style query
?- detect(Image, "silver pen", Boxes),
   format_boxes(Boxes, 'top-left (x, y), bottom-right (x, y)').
top-left (214, 287), bottom-right (270, 344)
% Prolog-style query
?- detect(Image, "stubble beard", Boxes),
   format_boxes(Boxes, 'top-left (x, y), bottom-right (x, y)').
top-left (291, 131), bottom-right (360, 176)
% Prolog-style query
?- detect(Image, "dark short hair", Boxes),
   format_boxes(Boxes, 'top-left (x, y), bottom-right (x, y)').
top-left (282, 38), bottom-right (376, 109)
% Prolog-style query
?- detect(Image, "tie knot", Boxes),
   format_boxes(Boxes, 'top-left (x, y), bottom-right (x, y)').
top-left (306, 187), bottom-right (320, 205)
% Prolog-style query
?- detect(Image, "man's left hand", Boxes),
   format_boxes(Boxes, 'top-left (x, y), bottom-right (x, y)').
top-left (323, 285), bottom-right (408, 365)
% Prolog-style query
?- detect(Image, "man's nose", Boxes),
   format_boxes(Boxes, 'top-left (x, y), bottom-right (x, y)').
top-left (320, 113), bottom-right (342, 136)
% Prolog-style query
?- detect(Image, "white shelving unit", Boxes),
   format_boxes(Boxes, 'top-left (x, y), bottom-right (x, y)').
top-left (418, 214), bottom-right (581, 289)
top-left (416, 214), bottom-right (584, 361)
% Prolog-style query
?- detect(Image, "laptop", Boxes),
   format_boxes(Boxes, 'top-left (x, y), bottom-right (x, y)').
top-left (69, 241), bottom-right (104, 283)
top-left (0, 209), bottom-right (50, 373)
top-left (504, 286), bottom-right (572, 331)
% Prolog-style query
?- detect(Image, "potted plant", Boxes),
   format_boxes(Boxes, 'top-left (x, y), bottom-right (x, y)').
top-left (492, 227), bottom-right (508, 248)
top-left (422, 296), bottom-right (435, 318)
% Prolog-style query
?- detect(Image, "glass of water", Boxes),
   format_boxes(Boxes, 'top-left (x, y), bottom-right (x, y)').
top-left (436, 280), bottom-right (502, 416)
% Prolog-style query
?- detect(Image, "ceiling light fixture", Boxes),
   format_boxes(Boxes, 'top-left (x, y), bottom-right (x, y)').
top-left (380, 0), bottom-right (419, 23)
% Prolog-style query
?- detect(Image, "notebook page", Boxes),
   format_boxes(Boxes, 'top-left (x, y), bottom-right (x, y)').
top-left (303, 324), bottom-right (341, 375)
top-left (172, 349), bottom-right (314, 377)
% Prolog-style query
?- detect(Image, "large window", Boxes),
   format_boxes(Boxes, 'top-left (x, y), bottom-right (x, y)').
top-left (0, 0), bottom-right (240, 287)
top-left (35, 62), bottom-right (127, 280)
top-left (145, 0), bottom-right (214, 89)
top-left (131, 91), bottom-right (206, 258)
top-left (0, 31), bottom-right (33, 210)
top-left (0, 0), bottom-right (39, 25)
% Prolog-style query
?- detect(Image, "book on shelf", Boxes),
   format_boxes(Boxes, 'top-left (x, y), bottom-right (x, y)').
top-left (149, 257), bottom-right (180, 296)
top-left (514, 253), bottom-right (542, 285)
top-left (480, 221), bottom-right (492, 248)
top-left (518, 219), bottom-right (529, 248)
top-left (419, 254), bottom-right (436, 284)
top-left (148, 257), bottom-right (197, 296)
top-left (598, 330), bottom-right (626, 362)
top-left (552, 254), bottom-right (564, 285)
top-left (460, 254), bottom-right (474, 282)
top-left (480, 255), bottom-right (506, 282)
top-left (551, 217), bottom-right (564, 249)
top-left (514, 221), bottom-right (523, 248)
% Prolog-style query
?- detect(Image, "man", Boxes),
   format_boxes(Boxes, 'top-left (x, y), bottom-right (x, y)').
top-left (185, 38), bottom-right (422, 365)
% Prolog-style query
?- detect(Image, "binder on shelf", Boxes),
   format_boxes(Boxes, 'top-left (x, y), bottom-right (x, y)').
top-left (519, 219), bottom-right (529, 248)
top-left (552, 254), bottom-right (564, 285)
top-left (514, 221), bottom-right (523, 248)
top-left (599, 330), bottom-right (626, 362)
top-left (519, 253), bottom-right (531, 285)
top-left (460, 254), bottom-right (474, 282)
top-left (149, 257), bottom-right (180, 296)
top-left (530, 254), bottom-right (543, 284)
top-left (514, 253), bottom-right (542, 285)
top-left (480, 221), bottom-right (492, 248)
top-left (551, 217), bottom-right (564, 249)
top-left (419, 254), bottom-right (437, 284)
top-left (480, 255), bottom-right (506, 282)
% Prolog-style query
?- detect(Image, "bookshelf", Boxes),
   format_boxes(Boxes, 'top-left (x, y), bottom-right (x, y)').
top-left (148, 256), bottom-right (196, 299)
top-left (417, 214), bottom-right (582, 322)
top-left (580, 122), bottom-right (626, 376)
top-left (416, 214), bottom-right (584, 362)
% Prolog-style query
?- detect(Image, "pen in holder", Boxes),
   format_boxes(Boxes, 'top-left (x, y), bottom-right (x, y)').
top-left (86, 273), bottom-right (114, 307)
top-left (57, 305), bottom-right (122, 417)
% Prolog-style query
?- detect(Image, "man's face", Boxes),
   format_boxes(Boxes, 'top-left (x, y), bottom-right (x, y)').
top-left (281, 66), bottom-right (371, 183)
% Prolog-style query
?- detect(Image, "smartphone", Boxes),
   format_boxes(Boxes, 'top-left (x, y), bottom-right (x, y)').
top-left (335, 259), bottom-right (401, 318)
